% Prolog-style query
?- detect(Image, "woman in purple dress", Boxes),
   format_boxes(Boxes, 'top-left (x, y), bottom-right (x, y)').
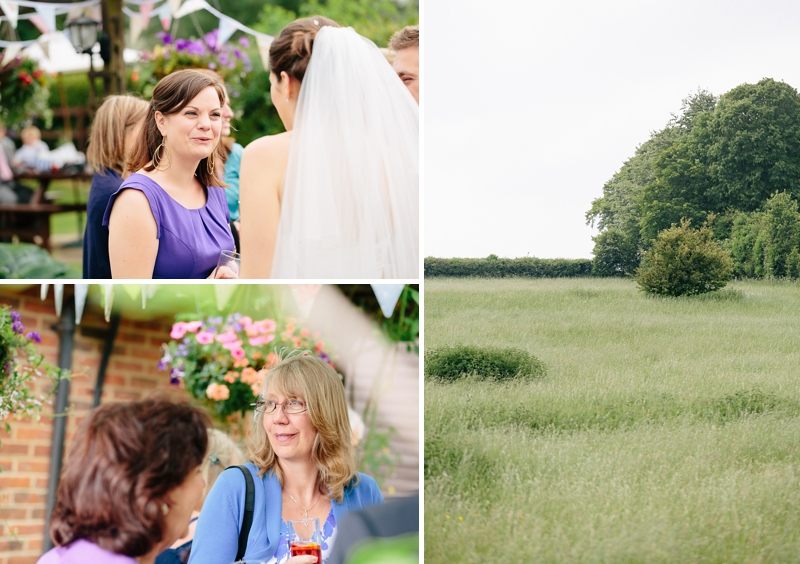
top-left (103, 69), bottom-right (236, 279)
top-left (37, 398), bottom-right (211, 564)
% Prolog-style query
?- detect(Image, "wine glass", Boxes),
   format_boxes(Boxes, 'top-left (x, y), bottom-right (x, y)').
top-left (215, 250), bottom-right (241, 278)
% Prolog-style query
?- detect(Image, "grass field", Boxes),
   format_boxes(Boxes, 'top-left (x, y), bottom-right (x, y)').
top-left (425, 278), bottom-right (800, 563)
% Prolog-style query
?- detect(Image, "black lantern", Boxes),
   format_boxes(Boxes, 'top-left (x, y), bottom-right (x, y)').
top-left (65, 16), bottom-right (100, 55)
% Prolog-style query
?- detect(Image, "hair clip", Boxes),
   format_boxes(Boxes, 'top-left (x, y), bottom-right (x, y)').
top-left (208, 451), bottom-right (221, 465)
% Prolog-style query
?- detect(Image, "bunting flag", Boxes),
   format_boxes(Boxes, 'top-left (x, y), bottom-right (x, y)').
top-left (139, 1), bottom-right (153, 28)
top-left (159, 1), bottom-right (171, 31)
top-left (74, 284), bottom-right (89, 325)
top-left (40, 283), bottom-right (49, 300)
top-left (54, 283), bottom-right (65, 317)
top-left (0, 42), bottom-right (22, 66)
top-left (289, 284), bottom-right (322, 318)
top-left (37, 31), bottom-right (53, 58)
top-left (371, 284), bottom-right (405, 318)
top-left (174, 0), bottom-right (205, 18)
top-left (217, 15), bottom-right (236, 48)
top-left (0, 0), bottom-right (19, 29)
top-left (214, 283), bottom-right (236, 311)
top-left (33, 3), bottom-right (55, 33)
top-left (256, 34), bottom-right (273, 72)
top-left (128, 13), bottom-right (144, 45)
top-left (28, 14), bottom-right (48, 33)
top-left (102, 284), bottom-right (114, 322)
top-left (166, 0), bottom-right (181, 15)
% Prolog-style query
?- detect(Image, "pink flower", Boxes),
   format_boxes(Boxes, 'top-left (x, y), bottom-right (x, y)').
top-left (230, 347), bottom-right (246, 360)
top-left (234, 358), bottom-right (250, 368)
top-left (206, 382), bottom-right (230, 401)
top-left (249, 334), bottom-right (275, 346)
top-left (266, 352), bottom-right (280, 367)
top-left (258, 319), bottom-right (277, 333)
top-left (170, 322), bottom-right (188, 339)
top-left (250, 382), bottom-right (261, 396)
top-left (240, 316), bottom-right (253, 329)
top-left (241, 367), bottom-right (260, 385)
top-left (222, 340), bottom-right (244, 352)
top-left (185, 321), bottom-right (203, 333)
top-left (215, 331), bottom-right (239, 344)
top-left (315, 340), bottom-right (325, 353)
top-left (195, 331), bottom-right (214, 345)
top-left (300, 328), bottom-right (310, 337)
top-left (224, 371), bottom-right (238, 383)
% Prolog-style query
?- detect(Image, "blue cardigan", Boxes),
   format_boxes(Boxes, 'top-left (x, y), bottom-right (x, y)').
top-left (187, 463), bottom-right (383, 564)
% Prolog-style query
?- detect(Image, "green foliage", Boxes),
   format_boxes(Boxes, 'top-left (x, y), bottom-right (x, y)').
top-left (233, 68), bottom-right (286, 145)
top-left (0, 244), bottom-right (74, 279)
top-left (729, 192), bottom-right (800, 278)
top-left (254, 0), bottom-right (419, 46)
top-left (425, 345), bottom-right (546, 382)
top-left (0, 55), bottom-right (52, 132)
top-left (424, 257), bottom-right (593, 278)
top-left (591, 227), bottom-right (640, 277)
top-left (636, 220), bottom-right (733, 296)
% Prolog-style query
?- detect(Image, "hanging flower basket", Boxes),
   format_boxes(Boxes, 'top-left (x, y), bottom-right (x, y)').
top-left (0, 55), bottom-right (53, 132)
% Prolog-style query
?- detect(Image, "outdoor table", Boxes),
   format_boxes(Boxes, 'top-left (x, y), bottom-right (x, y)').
top-left (0, 169), bottom-right (92, 251)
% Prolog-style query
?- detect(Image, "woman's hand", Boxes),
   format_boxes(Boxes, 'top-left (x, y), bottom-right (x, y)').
top-left (207, 265), bottom-right (239, 279)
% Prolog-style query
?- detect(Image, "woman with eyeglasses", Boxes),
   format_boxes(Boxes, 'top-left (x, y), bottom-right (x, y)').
top-left (188, 355), bottom-right (384, 564)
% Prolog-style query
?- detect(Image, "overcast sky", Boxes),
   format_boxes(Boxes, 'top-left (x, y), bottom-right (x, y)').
top-left (424, 0), bottom-right (800, 259)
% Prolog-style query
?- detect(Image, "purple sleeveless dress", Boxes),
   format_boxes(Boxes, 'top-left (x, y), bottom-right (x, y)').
top-left (102, 173), bottom-right (234, 279)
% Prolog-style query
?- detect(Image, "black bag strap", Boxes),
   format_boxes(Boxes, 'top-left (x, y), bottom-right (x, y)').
top-left (228, 465), bottom-right (255, 562)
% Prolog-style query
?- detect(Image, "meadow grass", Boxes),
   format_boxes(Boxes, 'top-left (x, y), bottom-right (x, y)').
top-left (424, 278), bottom-right (800, 563)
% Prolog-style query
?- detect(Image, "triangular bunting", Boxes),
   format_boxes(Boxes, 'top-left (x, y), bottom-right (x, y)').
top-left (139, 2), bottom-right (154, 29)
top-left (0, 43), bottom-right (21, 67)
top-left (217, 16), bottom-right (237, 48)
top-left (175, 0), bottom-right (206, 19)
top-left (214, 283), bottom-right (237, 311)
top-left (289, 284), bottom-right (322, 318)
top-left (160, 2), bottom-right (172, 31)
top-left (141, 284), bottom-right (148, 309)
top-left (54, 283), bottom-right (64, 317)
top-left (74, 284), bottom-right (89, 325)
top-left (129, 14), bottom-right (144, 46)
top-left (256, 34), bottom-right (273, 71)
top-left (167, 0), bottom-right (182, 16)
top-left (371, 284), bottom-right (405, 318)
top-left (38, 32), bottom-right (55, 59)
top-left (102, 284), bottom-right (114, 322)
top-left (28, 15), bottom-right (49, 35)
top-left (40, 283), bottom-right (49, 300)
top-left (33, 4), bottom-right (56, 34)
top-left (0, 1), bottom-right (18, 30)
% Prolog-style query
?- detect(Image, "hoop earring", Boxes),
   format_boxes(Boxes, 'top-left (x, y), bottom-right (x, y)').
top-left (207, 151), bottom-right (216, 175)
top-left (153, 138), bottom-right (171, 171)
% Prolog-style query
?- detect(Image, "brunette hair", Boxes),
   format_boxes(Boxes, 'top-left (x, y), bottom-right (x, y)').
top-left (127, 69), bottom-right (227, 187)
top-left (388, 25), bottom-right (419, 51)
top-left (87, 95), bottom-right (148, 175)
top-left (49, 399), bottom-right (210, 557)
top-left (269, 16), bottom-right (340, 84)
top-left (250, 355), bottom-right (357, 503)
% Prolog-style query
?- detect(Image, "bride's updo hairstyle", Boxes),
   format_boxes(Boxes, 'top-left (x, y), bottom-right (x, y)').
top-left (269, 16), bottom-right (340, 83)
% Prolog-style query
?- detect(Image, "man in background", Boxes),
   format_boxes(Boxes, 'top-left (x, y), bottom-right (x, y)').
top-left (389, 25), bottom-right (419, 104)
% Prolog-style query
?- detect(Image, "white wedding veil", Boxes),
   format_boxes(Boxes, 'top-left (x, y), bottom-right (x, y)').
top-left (271, 26), bottom-right (419, 279)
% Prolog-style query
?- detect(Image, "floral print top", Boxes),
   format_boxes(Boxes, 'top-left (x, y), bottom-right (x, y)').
top-left (266, 509), bottom-right (338, 564)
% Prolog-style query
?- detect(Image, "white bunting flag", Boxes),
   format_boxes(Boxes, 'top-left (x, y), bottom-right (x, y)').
top-left (256, 34), bottom-right (273, 71)
top-left (38, 32), bottom-right (53, 58)
top-left (103, 284), bottom-right (114, 322)
top-left (289, 284), bottom-right (322, 318)
top-left (174, 0), bottom-right (207, 19)
top-left (0, 42), bottom-right (21, 67)
top-left (129, 14), bottom-right (144, 45)
top-left (371, 284), bottom-right (405, 318)
top-left (0, 1), bottom-right (18, 30)
top-left (139, 2), bottom-right (153, 29)
top-left (217, 16), bottom-right (236, 48)
top-left (34, 3), bottom-right (56, 34)
top-left (54, 283), bottom-right (64, 317)
top-left (74, 284), bottom-right (89, 325)
top-left (40, 283), bottom-right (49, 300)
top-left (167, 0), bottom-right (182, 16)
top-left (160, 1), bottom-right (172, 31)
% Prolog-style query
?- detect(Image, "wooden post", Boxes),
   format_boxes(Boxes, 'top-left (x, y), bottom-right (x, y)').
top-left (102, 0), bottom-right (126, 96)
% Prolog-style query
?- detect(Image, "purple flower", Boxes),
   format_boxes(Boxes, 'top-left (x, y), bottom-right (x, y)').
top-left (25, 331), bottom-right (41, 343)
top-left (3, 361), bottom-right (12, 375)
top-left (170, 367), bottom-right (184, 380)
top-left (318, 351), bottom-right (331, 363)
top-left (156, 31), bottom-right (173, 45)
top-left (233, 48), bottom-right (242, 60)
top-left (232, 322), bottom-right (243, 332)
top-left (187, 39), bottom-right (207, 56)
top-left (10, 311), bottom-right (21, 322)
top-left (205, 29), bottom-right (219, 51)
top-left (175, 38), bottom-right (191, 51)
top-left (208, 62), bottom-right (217, 70)
top-left (207, 316), bottom-right (223, 326)
top-left (231, 90), bottom-right (240, 98)
top-left (157, 360), bottom-right (168, 371)
top-left (238, 36), bottom-right (250, 48)
top-left (12, 321), bottom-right (24, 334)
top-left (169, 374), bottom-right (181, 385)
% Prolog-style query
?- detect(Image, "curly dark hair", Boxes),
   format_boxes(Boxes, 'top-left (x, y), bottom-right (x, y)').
top-left (49, 398), bottom-right (210, 557)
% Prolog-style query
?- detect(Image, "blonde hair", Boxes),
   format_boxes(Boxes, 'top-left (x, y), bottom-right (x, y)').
top-left (199, 429), bottom-right (245, 508)
top-left (87, 95), bottom-right (149, 175)
top-left (388, 25), bottom-right (419, 51)
top-left (20, 125), bottom-right (42, 144)
top-left (250, 355), bottom-right (357, 503)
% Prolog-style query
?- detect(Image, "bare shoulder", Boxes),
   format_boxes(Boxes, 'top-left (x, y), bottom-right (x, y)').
top-left (243, 131), bottom-right (292, 160)
top-left (113, 187), bottom-right (151, 209)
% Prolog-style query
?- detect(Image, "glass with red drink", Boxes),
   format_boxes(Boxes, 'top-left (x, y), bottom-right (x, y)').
top-left (288, 518), bottom-right (322, 561)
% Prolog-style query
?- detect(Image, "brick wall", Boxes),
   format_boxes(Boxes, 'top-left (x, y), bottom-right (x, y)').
top-left (0, 287), bottom-right (178, 564)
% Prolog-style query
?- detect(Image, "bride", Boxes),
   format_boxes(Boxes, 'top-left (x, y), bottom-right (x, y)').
top-left (238, 16), bottom-right (419, 279)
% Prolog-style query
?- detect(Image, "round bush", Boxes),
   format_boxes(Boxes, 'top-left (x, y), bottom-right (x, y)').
top-left (424, 345), bottom-right (546, 382)
top-left (636, 220), bottom-right (733, 296)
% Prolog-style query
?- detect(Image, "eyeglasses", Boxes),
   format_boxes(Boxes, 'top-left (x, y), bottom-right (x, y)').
top-left (251, 400), bottom-right (308, 414)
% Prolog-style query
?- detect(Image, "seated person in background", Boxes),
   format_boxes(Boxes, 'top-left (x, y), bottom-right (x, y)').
top-left (12, 125), bottom-right (49, 170)
top-left (0, 120), bottom-right (24, 204)
top-left (37, 398), bottom-right (211, 564)
top-left (389, 25), bottom-right (420, 104)
top-left (156, 428), bottom-right (245, 564)
top-left (83, 95), bottom-right (149, 279)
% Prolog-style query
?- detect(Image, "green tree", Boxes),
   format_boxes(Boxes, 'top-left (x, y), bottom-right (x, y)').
top-left (636, 220), bottom-right (733, 297)
top-left (591, 228), bottom-right (639, 277)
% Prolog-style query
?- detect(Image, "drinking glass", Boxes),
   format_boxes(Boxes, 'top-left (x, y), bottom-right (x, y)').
top-left (216, 250), bottom-right (241, 278)
top-left (288, 518), bottom-right (322, 560)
